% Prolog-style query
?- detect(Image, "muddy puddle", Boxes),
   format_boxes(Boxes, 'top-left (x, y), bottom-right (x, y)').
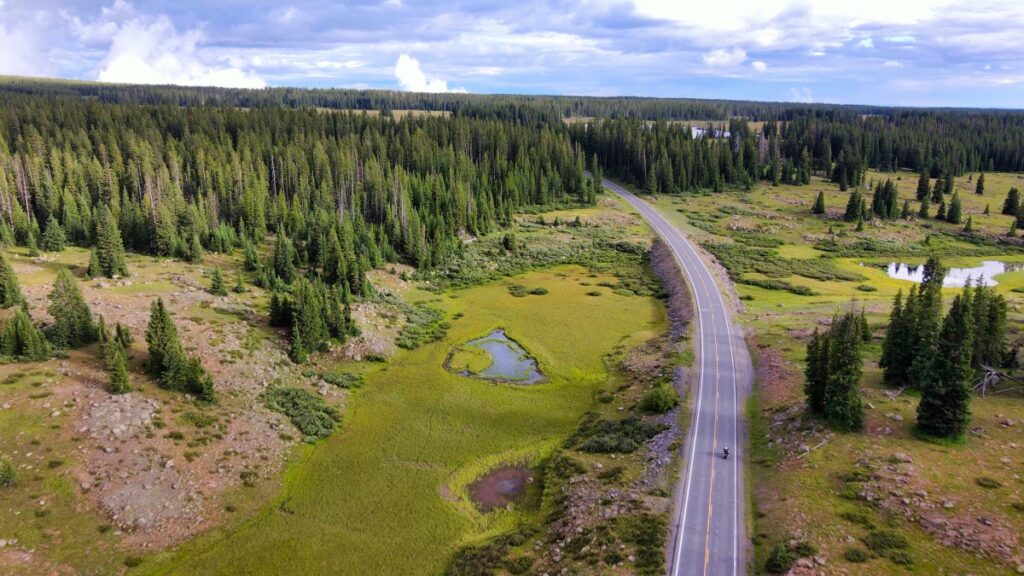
top-left (468, 466), bottom-right (536, 512)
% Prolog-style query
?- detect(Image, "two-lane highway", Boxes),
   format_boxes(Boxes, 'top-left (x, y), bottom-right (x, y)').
top-left (603, 178), bottom-right (753, 576)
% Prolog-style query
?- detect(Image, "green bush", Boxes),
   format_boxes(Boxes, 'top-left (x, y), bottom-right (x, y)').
top-left (888, 550), bottom-right (914, 565)
top-left (791, 541), bottom-right (817, 557)
top-left (396, 303), bottom-right (449, 349)
top-left (843, 547), bottom-right (870, 563)
top-left (504, 556), bottom-right (533, 574)
top-left (864, 530), bottom-right (909, 553)
top-left (639, 383), bottom-right (679, 414)
top-left (263, 386), bottom-right (340, 442)
top-left (573, 416), bottom-right (668, 453)
top-left (0, 458), bottom-right (15, 487)
top-left (976, 476), bottom-right (1002, 489)
top-left (856, 284), bottom-right (878, 292)
top-left (763, 541), bottom-right (796, 573)
top-left (838, 510), bottom-right (875, 528)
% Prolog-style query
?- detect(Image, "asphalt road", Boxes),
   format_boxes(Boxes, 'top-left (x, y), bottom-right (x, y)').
top-left (603, 178), bottom-right (753, 576)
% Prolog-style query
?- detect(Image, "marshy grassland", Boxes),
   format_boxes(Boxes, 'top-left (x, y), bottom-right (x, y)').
top-left (144, 264), bottom-right (666, 575)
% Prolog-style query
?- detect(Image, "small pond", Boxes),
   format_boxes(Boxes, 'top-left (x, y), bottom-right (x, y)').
top-left (448, 329), bottom-right (544, 384)
top-left (884, 261), bottom-right (1022, 287)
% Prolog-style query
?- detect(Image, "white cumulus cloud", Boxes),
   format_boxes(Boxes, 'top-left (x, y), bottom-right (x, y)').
top-left (73, 1), bottom-right (265, 88)
top-left (752, 60), bottom-right (768, 72)
top-left (702, 48), bottom-right (747, 67)
top-left (394, 54), bottom-right (464, 92)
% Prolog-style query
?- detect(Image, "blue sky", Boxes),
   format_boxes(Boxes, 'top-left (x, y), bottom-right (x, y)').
top-left (1, 0), bottom-right (1023, 108)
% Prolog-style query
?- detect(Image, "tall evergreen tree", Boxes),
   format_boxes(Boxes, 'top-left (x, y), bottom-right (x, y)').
top-left (40, 216), bottom-right (65, 252)
top-left (812, 191), bottom-right (826, 215)
top-left (844, 190), bottom-right (863, 222)
top-left (804, 328), bottom-right (828, 414)
top-left (946, 192), bottom-right (963, 224)
top-left (1, 308), bottom-right (51, 360)
top-left (915, 169), bottom-right (930, 201)
top-left (975, 172), bottom-right (985, 195)
top-left (0, 253), bottom-right (24, 308)
top-left (908, 257), bottom-right (946, 390)
top-left (823, 311), bottom-right (865, 431)
top-left (106, 340), bottom-right (131, 394)
top-left (47, 268), bottom-right (96, 348)
top-left (916, 292), bottom-right (974, 438)
top-left (92, 206), bottom-right (129, 278)
top-left (209, 268), bottom-right (227, 296)
top-left (1003, 188), bottom-right (1021, 215)
top-left (145, 298), bottom-right (181, 377)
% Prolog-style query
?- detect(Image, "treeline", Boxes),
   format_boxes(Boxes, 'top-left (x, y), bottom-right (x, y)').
top-left (0, 77), bottom-right (899, 122)
top-left (574, 113), bottom-right (1024, 195)
top-left (0, 92), bottom-right (593, 275)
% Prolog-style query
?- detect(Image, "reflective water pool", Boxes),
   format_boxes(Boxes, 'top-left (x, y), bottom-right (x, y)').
top-left (884, 261), bottom-right (1022, 287)
top-left (459, 329), bottom-right (544, 384)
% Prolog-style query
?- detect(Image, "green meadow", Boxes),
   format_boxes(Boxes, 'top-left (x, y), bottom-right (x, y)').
top-left (142, 265), bottom-right (666, 575)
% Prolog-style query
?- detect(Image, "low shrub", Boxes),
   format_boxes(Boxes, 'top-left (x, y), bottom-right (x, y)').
top-left (843, 547), bottom-right (870, 563)
top-left (572, 416), bottom-right (668, 453)
top-left (888, 549), bottom-right (914, 565)
top-left (863, 529), bottom-right (909, 553)
top-left (0, 458), bottom-right (15, 487)
top-left (763, 541), bottom-right (796, 573)
top-left (262, 386), bottom-right (340, 442)
top-left (856, 284), bottom-right (878, 292)
top-left (639, 383), bottom-right (679, 414)
top-left (976, 476), bottom-right (1002, 489)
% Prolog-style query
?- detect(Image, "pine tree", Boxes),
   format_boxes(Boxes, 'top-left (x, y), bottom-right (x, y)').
top-left (209, 268), bottom-right (227, 296)
top-left (273, 233), bottom-right (295, 284)
top-left (106, 341), bottom-right (131, 394)
top-left (844, 190), bottom-right (863, 222)
top-left (1003, 188), bottom-right (1021, 215)
top-left (908, 257), bottom-right (946, 390)
top-left (145, 298), bottom-right (181, 377)
top-left (93, 206), bottom-right (128, 278)
top-left (40, 216), bottom-right (65, 252)
top-left (901, 200), bottom-right (911, 219)
top-left (946, 192), bottom-right (963, 224)
top-left (47, 268), bottom-right (96, 348)
top-left (855, 215), bottom-right (864, 232)
top-left (823, 311), bottom-right (865, 431)
top-left (26, 232), bottom-right (39, 257)
top-left (1009, 219), bottom-right (1018, 237)
top-left (1, 308), bottom-right (51, 361)
top-left (975, 172), bottom-right (985, 195)
top-left (812, 191), bottom-right (826, 215)
top-left (114, 322), bottom-right (133, 349)
top-left (983, 203), bottom-right (990, 215)
top-left (963, 216), bottom-right (974, 233)
top-left (916, 169), bottom-right (930, 201)
top-left (804, 328), bottom-right (828, 414)
top-left (916, 292), bottom-right (974, 438)
top-left (918, 195), bottom-right (930, 218)
top-left (232, 274), bottom-right (246, 293)
top-left (936, 198), bottom-right (946, 220)
top-left (86, 248), bottom-right (101, 278)
top-left (0, 253), bottom-right (24, 308)
top-left (144, 297), bottom-right (214, 401)
top-left (287, 278), bottom-right (329, 363)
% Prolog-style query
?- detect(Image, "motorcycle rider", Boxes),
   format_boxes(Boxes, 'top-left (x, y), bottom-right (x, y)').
top-left (723, 446), bottom-right (730, 459)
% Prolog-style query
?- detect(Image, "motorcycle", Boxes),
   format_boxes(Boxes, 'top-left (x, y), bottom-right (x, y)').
top-left (723, 447), bottom-right (729, 460)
